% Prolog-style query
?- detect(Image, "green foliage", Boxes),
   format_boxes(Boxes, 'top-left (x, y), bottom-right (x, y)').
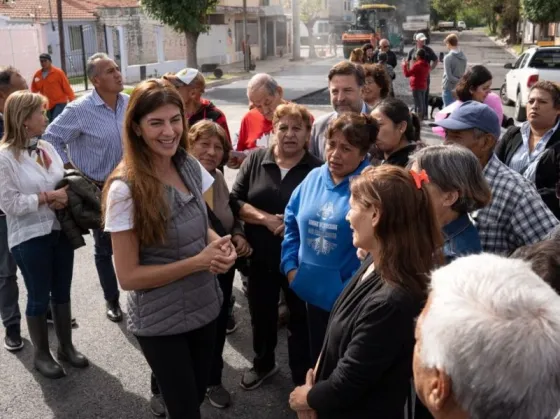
top-left (431, 0), bottom-right (462, 20)
top-left (523, 0), bottom-right (560, 24)
top-left (300, 0), bottom-right (323, 26)
top-left (141, 0), bottom-right (219, 35)
top-left (457, 7), bottom-right (485, 28)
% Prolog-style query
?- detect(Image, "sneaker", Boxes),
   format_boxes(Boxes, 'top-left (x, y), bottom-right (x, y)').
top-left (240, 365), bottom-right (279, 390)
top-left (149, 394), bottom-right (166, 417)
top-left (226, 314), bottom-right (237, 335)
top-left (206, 384), bottom-right (231, 408)
top-left (4, 327), bottom-right (24, 352)
top-left (46, 309), bottom-right (77, 327)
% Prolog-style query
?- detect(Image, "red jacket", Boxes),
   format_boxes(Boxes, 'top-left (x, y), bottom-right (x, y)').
top-left (402, 60), bottom-right (430, 90)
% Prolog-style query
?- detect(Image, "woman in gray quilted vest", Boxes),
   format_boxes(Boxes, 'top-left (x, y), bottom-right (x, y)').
top-left (102, 79), bottom-right (237, 419)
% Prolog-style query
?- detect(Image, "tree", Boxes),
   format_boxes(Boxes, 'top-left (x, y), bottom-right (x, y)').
top-left (141, 0), bottom-right (220, 68)
top-left (431, 0), bottom-right (463, 21)
top-left (300, 0), bottom-right (323, 58)
top-left (523, 0), bottom-right (560, 38)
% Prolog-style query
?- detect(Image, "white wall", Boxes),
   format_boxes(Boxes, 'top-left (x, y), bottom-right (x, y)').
top-left (124, 25), bottom-right (232, 83)
top-left (0, 24), bottom-right (47, 85)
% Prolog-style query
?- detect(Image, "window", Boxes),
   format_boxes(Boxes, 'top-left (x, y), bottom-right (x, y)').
top-left (519, 53), bottom-right (531, 68)
top-left (529, 49), bottom-right (560, 69)
top-left (68, 26), bottom-right (82, 51)
top-left (513, 54), bottom-right (525, 69)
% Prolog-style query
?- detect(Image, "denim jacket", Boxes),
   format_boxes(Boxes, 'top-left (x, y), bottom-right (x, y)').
top-left (443, 213), bottom-right (483, 264)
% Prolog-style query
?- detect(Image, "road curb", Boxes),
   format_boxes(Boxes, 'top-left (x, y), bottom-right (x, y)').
top-left (293, 87), bottom-right (328, 102)
top-left (206, 55), bottom-right (333, 91)
top-left (488, 35), bottom-right (519, 58)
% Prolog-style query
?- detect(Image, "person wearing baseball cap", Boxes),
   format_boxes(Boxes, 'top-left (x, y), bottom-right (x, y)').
top-left (434, 101), bottom-right (558, 255)
top-left (162, 68), bottom-right (231, 146)
top-left (406, 33), bottom-right (438, 119)
top-left (31, 53), bottom-right (75, 122)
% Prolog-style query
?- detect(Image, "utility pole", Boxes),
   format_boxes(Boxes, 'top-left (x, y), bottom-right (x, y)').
top-left (56, 0), bottom-right (67, 73)
top-left (243, 0), bottom-right (250, 72)
top-left (292, 0), bottom-right (301, 60)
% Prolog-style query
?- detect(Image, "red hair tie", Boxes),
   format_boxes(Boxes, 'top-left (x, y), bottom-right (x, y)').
top-left (410, 169), bottom-right (430, 189)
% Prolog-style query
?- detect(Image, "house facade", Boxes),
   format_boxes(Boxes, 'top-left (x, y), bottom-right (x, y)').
top-left (0, 0), bottom-right (292, 85)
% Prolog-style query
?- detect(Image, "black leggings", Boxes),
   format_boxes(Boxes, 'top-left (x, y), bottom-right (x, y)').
top-left (137, 320), bottom-right (216, 419)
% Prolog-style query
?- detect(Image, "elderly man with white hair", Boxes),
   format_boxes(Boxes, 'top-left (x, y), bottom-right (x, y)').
top-left (413, 253), bottom-right (560, 419)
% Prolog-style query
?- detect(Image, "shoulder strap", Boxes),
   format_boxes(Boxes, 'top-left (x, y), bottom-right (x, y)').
top-left (206, 203), bottom-right (227, 237)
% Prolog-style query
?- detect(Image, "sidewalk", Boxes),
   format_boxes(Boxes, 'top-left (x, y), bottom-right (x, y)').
top-left (204, 51), bottom-right (335, 88)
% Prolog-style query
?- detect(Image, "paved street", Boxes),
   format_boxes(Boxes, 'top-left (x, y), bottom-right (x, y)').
top-left (0, 29), bottom-right (516, 419)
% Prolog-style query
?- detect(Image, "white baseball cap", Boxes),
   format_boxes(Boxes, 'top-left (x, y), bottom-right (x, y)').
top-left (175, 68), bottom-right (199, 85)
top-left (415, 33), bottom-right (427, 41)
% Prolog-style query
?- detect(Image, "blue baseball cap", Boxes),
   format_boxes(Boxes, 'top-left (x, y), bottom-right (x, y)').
top-left (433, 101), bottom-right (501, 139)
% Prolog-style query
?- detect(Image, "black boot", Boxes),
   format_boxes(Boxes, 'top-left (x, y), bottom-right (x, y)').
top-left (26, 315), bottom-right (65, 379)
top-left (51, 302), bottom-right (89, 369)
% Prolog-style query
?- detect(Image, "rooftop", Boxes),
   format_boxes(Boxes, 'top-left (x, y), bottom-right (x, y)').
top-left (0, 0), bottom-right (139, 21)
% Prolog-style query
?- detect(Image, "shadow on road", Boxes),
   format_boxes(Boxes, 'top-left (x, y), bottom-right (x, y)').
top-left (17, 355), bottom-right (150, 419)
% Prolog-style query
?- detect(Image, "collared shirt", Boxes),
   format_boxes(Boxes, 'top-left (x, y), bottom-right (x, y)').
top-left (43, 89), bottom-right (129, 182)
top-left (472, 154), bottom-right (559, 255)
top-left (509, 119), bottom-right (560, 181)
top-left (0, 141), bottom-right (65, 249)
top-left (360, 101), bottom-right (368, 114)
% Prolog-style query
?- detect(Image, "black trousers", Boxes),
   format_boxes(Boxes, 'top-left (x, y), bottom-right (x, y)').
top-left (137, 320), bottom-right (216, 419)
top-left (248, 262), bottom-right (311, 385)
top-left (415, 396), bottom-right (434, 419)
top-left (306, 303), bottom-right (331, 365)
top-left (209, 267), bottom-right (235, 386)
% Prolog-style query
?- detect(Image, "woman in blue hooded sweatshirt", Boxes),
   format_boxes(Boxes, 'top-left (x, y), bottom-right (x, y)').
top-left (281, 112), bottom-right (378, 364)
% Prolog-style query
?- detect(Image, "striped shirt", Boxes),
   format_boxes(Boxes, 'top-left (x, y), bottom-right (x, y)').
top-left (43, 89), bottom-right (129, 182)
top-left (509, 119), bottom-right (560, 182)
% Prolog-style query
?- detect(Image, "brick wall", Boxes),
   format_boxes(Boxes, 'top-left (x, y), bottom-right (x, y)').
top-left (97, 7), bottom-right (158, 65)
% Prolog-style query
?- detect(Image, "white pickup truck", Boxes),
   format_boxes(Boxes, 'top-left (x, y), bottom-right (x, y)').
top-left (500, 46), bottom-right (560, 122)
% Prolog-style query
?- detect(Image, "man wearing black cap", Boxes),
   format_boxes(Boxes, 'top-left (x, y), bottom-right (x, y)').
top-left (31, 53), bottom-right (75, 122)
top-left (434, 101), bottom-right (559, 255)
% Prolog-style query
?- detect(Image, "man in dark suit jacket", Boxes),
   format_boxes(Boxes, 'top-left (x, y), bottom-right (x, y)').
top-left (310, 62), bottom-right (374, 161)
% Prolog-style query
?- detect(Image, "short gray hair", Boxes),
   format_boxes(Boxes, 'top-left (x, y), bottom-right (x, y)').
top-left (419, 253), bottom-right (560, 419)
top-left (86, 53), bottom-right (111, 80)
top-left (247, 73), bottom-right (279, 96)
top-left (408, 144), bottom-right (491, 213)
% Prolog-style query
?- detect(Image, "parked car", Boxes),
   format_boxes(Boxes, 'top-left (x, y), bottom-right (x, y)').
top-left (437, 21), bottom-right (455, 31)
top-left (457, 21), bottom-right (467, 31)
top-left (501, 46), bottom-right (560, 121)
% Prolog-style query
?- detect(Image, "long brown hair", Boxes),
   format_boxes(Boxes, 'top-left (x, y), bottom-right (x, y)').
top-left (102, 79), bottom-right (188, 246)
top-left (350, 165), bottom-right (443, 296)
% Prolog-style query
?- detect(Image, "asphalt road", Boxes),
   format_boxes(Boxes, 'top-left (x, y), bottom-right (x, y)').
top-left (0, 28), bottom-right (516, 419)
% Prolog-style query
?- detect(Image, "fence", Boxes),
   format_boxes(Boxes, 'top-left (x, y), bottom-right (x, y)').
top-left (65, 24), bottom-right (108, 91)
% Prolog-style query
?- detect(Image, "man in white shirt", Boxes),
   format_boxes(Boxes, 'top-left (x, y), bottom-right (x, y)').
top-left (0, 66), bottom-right (28, 352)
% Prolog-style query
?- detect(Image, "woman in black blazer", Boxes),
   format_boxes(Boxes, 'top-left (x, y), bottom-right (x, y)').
top-left (289, 165), bottom-right (443, 419)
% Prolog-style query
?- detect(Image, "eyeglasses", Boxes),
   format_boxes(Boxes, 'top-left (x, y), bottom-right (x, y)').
top-left (380, 45), bottom-right (389, 49)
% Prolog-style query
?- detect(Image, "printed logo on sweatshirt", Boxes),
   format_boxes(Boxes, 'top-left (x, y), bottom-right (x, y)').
top-left (306, 202), bottom-right (338, 255)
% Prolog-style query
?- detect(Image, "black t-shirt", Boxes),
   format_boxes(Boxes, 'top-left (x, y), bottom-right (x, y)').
top-left (407, 45), bottom-right (438, 63)
top-left (229, 147), bottom-right (322, 269)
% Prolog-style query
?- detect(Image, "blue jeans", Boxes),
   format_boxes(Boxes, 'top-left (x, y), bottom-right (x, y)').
top-left (47, 103), bottom-right (66, 123)
top-left (443, 89), bottom-right (455, 107)
top-left (413, 89), bottom-right (427, 120)
top-left (11, 231), bottom-right (74, 317)
top-left (92, 229), bottom-right (119, 302)
top-left (0, 216), bottom-right (20, 329)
